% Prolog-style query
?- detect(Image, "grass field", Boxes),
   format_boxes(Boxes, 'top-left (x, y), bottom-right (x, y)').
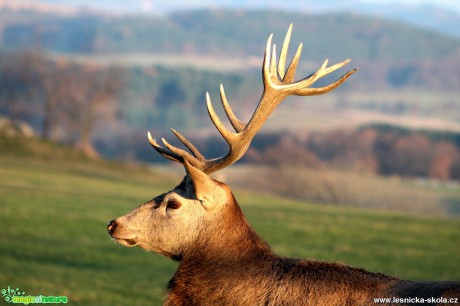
top-left (1, 136), bottom-right (459, 305)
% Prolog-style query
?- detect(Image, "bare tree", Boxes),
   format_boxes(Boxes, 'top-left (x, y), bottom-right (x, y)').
top-left (0, 50), bottom-right (41, 122)
top-left (37, 58), bottom-right (73, 140)
top-left (62, 63), bottom-right (124, 156)
top-left (0, 50), bottom-right (125, 154)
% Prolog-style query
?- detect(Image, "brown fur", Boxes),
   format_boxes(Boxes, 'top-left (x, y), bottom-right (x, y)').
top-left (162, 181), bottom-right (459, 306)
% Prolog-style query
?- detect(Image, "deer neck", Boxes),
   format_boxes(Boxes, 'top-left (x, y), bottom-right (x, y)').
top-left (182, 193), bottom-right (272, 264)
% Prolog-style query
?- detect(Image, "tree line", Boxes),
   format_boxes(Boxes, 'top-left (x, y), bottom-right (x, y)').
top-left (0, 50), bottom-right (124, 156)
top-left (97, 123), bottom-right (460, 181)
top-left (242, 125), bottom-right (460, 181)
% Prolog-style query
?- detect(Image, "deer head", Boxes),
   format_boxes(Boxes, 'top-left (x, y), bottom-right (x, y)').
top-left (107, 24), bottom-right (357, 261)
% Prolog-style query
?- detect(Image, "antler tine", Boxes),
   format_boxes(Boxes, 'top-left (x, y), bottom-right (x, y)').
top-left (262, 33), bottom-right (274, 84)
top-left (220, 84), bottom-right (245, 133)
top-left (148, 131), bottom-right (206, 168)
top-left (296, 68), bottom-right (358, 96)
top-left (206, 92), bottom-right (237, 145)
top-left (282, 58), bottom-right (358, 96)
top-left (161, 137), bottom-right (206, 169)
top-left (278, 23), bottom-right (293, 80)
top-left (147, 132), bottom-right (183, 163)
top-left (281, 58), bottom-right (330, 91)
top-left (318, 59), bottom-right (351, 78)
top-left (270, 44), bottom-right (278, 79)
top-left (171, 129), bottom-right (205, 161)
top-left (283, 42), bottom-right (302, 83)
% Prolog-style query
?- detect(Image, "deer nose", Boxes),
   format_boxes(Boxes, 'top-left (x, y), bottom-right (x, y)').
top-left (107, 220), bottom-right (117, 235)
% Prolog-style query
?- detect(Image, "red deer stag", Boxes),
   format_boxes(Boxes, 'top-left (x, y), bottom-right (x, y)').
top-left (107, 25), bottom-right (459, 305)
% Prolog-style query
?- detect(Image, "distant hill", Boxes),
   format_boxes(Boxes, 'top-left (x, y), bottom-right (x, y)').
top-left (0, 9), bottom-right (459, 62)
top-left (349, 3), bottom-right (460, 38)
top-left (6, 0), bottom-right (460, 38)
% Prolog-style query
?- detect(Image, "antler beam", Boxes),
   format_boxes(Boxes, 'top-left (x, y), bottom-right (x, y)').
top-left (149, 24), bottom-right (358, 174)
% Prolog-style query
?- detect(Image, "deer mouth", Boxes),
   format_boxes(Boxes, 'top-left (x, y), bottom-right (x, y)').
top-left (112, 237), bottom-right (139, 247)
top-left (107, 220), bottom-right (139, 247)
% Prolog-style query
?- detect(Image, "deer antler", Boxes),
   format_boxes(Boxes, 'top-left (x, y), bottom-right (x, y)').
top-left (148, 24), bottom-right (358, 174)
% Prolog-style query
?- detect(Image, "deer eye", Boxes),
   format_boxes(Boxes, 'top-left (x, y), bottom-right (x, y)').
top-left (166, 200), bottom-right (181, 210)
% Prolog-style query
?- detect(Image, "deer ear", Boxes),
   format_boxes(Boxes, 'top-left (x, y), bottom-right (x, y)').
top-left (184, 160), bottom-right (217, 202)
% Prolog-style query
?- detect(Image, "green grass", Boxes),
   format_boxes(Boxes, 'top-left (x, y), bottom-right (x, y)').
top-left (0, 136), bottom-right (459, 305)
top-left (240, 192), bottom-right (460, 280)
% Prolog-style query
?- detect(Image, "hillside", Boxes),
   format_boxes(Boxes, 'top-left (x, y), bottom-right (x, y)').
top-left (1, 9), bottom-right (459, 62)
top-left (1, 8), bottom-right (460, 164)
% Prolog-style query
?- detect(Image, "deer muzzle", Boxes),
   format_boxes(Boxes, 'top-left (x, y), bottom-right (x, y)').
top-left (107, 219), bottom-right (139, 247)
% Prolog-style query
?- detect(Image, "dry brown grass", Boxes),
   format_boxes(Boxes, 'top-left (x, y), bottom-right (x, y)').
top-left (222, 165), bottom-right (460, 216)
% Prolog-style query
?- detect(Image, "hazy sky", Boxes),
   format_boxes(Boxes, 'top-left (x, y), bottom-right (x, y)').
top-left (139, 0), bottom-right (460, 13)
top-left (35, 0), bottom-right (460, 14)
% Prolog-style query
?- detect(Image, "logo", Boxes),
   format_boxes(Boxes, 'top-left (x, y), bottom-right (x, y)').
top-left (1, 286), bottom-right (25, 303)
top-left (1, 286), bottom-right (68, 304)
